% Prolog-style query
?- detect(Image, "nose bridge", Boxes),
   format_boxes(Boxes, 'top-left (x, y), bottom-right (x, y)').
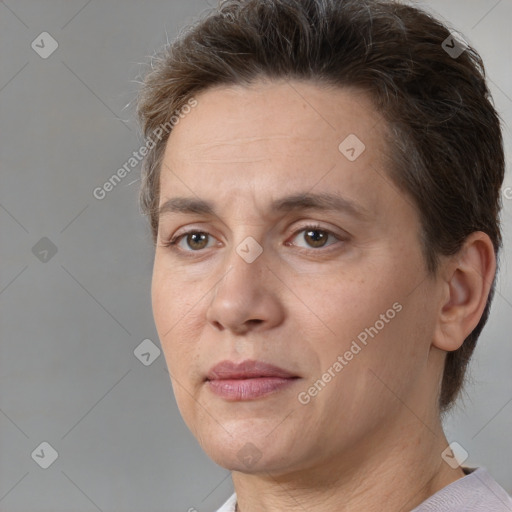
top-left (216, 233), bottom-right (266, 299)
top-left (206, 232), bottom-right (284, 332)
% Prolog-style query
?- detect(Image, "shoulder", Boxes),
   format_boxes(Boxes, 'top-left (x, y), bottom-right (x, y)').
top-left (412, 467), bottom-right (512, 512)
top-left (214, 493), bottom-right (237, 512)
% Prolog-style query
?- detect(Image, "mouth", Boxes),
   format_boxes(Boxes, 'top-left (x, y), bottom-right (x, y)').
top-left (205, 359), bottom-right (300, 401)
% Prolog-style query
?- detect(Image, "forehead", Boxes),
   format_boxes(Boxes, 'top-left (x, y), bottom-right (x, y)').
top-left (166, 80), bottom-right (387, 157)
top-left (159, 80), bottom-right (397, 219)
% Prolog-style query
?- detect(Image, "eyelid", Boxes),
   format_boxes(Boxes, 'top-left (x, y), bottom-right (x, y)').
top-left (286, 223), bottom-right (346, 250)
top-left (161, 228), bottom-right (219, 252)
top-left (158, 222), bottom-right (218, 246)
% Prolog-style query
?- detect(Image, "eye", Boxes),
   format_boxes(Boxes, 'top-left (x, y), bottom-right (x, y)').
top-left (161, 224), bottom-right (344, 255)
top-left (287, 224), bottom-right (343, 250)
top-left (164, 230), bottom-right (218, 251)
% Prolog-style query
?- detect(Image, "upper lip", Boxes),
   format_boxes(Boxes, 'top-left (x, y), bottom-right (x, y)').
top-left (206, 359), bottom-right (298, 381)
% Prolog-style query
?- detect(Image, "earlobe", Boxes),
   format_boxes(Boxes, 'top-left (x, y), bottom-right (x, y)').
top-left (433, 232), bottom-right (496, 353)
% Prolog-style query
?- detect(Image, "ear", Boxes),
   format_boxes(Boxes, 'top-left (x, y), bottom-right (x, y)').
top-left (433, 232), bottom-right (496, 352)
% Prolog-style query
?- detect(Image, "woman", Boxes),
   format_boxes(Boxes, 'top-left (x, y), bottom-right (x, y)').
top-left (136, 0), bottom-right (512, 510)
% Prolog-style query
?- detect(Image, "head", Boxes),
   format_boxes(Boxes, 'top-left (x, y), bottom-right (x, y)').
top-left (137, 0), bottom-right (504, 473)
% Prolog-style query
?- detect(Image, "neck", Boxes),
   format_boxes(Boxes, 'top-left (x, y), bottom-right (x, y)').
top-left (231, 411), bottom-right (465, 512)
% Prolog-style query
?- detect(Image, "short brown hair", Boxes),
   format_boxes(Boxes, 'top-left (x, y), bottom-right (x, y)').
top-left (136, 0), bottom-right (505, 413)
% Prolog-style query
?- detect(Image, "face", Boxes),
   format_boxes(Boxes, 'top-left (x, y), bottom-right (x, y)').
top-left (151, 80), bottom-right (444, 475)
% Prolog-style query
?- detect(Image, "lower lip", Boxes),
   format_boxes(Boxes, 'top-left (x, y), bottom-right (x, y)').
top-left (207, 377), bottom-right (297, 400)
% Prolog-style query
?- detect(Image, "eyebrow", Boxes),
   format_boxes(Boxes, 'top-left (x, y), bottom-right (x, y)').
top-left (158, 192), bottom-right (370, 221)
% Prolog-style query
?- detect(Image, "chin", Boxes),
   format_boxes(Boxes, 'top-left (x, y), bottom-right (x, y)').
top-left (195, 422), bottom-right (302, 475)
top-left (209, 448), bottom-right (292, 475)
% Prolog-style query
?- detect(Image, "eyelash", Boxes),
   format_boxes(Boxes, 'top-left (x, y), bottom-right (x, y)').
top-left (161, 224), bottom-right (344, 255)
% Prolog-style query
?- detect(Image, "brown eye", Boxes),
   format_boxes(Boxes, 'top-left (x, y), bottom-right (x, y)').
top-left (289, 225), bottom-right (340, 250)
top-left (185, 232), bottom-right (209, 250)
top-left (303, 228), bottom-right (329, 248)
top-left (165, 230), bottom-right (217, 252)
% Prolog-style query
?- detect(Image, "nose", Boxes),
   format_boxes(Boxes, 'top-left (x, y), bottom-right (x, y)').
top-left (205, 243), bottom-right (285, 335)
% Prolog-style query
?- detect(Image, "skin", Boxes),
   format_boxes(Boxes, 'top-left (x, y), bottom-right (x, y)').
top-left (151, 79), bottom-right (496, 511)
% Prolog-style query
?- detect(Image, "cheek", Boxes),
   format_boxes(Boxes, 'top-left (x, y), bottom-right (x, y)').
top-left (151, 265), bottom-right (204, 371)
top-left (298, 269), bottom-right (394, 342)
top-left (319, 283), bottom-right (435, 418)
top-left (299, 260), bottom-right (425, 385)
top-left (152, 259), bottom-right (202, 331)
top-left (152, 272), bottom-right (204, 430)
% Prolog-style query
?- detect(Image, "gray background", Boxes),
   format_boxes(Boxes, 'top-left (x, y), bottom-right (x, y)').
top-left (0, 1), bottom-right (511, 511)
